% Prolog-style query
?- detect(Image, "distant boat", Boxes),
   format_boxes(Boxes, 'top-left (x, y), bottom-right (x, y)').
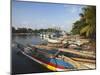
top-left (40, 33), bottom-right (62, 44)
top-left (17, 44), bottom-right (76, 71)
top-left (46, 38), bottom-right (61, 44)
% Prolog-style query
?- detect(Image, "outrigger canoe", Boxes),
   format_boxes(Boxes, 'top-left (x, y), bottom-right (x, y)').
top-left (17, 44), bottom-right (77, 71)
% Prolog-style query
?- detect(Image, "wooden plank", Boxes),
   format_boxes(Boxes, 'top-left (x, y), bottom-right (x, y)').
top-left (71, 57), bottom-right (95, 63)
top-left (34, 45), bottom-right (95, 59)
top-left (59, 48), bottom-right (95, 59)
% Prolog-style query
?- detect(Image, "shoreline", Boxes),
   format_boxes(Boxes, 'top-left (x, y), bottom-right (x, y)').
top-left (12, 33), bottom-right (37, 36)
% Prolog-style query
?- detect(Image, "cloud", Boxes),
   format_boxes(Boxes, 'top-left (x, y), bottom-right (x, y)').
top-left (64, 4), bottom-right (82, 14)
top-left (71, 7), bottom-right (78, 13)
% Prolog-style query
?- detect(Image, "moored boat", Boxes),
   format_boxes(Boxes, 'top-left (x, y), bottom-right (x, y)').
top-left (46, 38), bottom-right (61, 44)
top-left (17, 44), bottom-right (77, 71)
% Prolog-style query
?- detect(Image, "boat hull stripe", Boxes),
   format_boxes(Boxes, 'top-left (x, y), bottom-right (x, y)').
top-left (32, 55), bottom-right (65, 69)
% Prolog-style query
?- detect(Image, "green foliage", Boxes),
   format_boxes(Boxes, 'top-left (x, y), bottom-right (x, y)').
top-left (71, 19), bottom-right (86, 35)
top-left (71, 6), bottom-right (96, 39)
top-left (12, 27), bottom-right (61, 34)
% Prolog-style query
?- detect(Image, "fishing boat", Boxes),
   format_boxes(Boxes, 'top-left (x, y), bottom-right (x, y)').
top-left (40, 32), bottom-right (63, 44)
top-left (46, 38), bottom-right (61, 44)
top-left (17, 44), bottom-right (77, 71)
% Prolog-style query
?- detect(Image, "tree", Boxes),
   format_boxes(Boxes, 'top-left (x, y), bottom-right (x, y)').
top-left (71, 6), bottom-right (96, 39)
top-left (80, 6), bottom-right (96, 39)
top-left (71, 19), bottom-right (86, 35)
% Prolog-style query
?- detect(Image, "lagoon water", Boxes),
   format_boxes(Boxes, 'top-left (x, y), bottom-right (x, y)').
top-left (12, 35), bottom-right (52, 74)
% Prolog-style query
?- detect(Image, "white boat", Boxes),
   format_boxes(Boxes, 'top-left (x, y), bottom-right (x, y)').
top-left (40, 33), bottom-right (62, 43)
top-left (46, 38), bottom-right (61, 44)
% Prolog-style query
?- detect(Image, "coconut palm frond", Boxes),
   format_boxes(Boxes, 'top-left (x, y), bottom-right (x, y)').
top-left (80, 25), bottom-right (90, 34)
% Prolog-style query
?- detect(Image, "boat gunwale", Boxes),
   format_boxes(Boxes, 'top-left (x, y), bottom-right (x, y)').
top-left (30, 45), bottom-right (61, 58)
top-left (20, 50), bottom-right (72, 71)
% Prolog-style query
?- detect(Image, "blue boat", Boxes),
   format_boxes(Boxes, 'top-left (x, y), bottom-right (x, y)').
top-left (17, 44), bottom-right (76, 71)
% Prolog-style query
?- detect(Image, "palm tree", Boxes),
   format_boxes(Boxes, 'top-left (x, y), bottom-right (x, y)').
top-left (80, 6), bottom-right (96, 39)
top-left (71, 17), bottom-right (86, 35)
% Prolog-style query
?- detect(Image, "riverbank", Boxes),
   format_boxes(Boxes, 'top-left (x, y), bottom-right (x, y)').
top-left (31, 35), bottom-right (96, 70)
top-left (12, 33), bottom-right (38, 36)
top-left (12, 34), bottom-right (96, 73)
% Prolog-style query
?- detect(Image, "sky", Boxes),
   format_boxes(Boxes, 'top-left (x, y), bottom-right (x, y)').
top-left (12, 0), bottom-right (85, 32)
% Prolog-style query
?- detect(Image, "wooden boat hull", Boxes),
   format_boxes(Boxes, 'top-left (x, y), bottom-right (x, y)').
top-left (21, 51), bottom-right (69, 71)
top-left (47, 38), bottom-right (61, 44)
top-left (17, 44), bottom-right (77, 71)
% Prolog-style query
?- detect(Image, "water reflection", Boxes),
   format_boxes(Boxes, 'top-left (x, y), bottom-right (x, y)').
top-left (12, 35), bottom-right (52, 74)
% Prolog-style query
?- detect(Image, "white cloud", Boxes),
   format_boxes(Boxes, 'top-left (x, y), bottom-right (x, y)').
top-left (71, 7), bottom-right (78, 13)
